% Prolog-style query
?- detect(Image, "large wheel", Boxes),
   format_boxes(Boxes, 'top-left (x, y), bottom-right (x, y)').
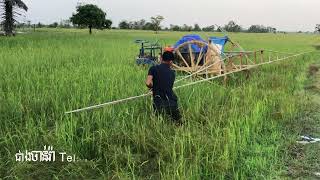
top-left (173, 40), bottom-right (224, 76)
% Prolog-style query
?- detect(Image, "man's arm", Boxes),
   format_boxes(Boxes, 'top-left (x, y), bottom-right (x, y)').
top-left (146, 66), bottom-right (155, 89)
top-left (146, 75), bottom-right (153, 89)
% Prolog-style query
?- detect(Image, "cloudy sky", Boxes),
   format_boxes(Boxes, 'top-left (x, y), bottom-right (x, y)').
top-left (22, 0), bottom-right (318, 31)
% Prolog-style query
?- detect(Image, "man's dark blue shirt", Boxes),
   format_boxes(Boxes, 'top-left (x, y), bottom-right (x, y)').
top-left (148, 63), bottom-right (178, 107)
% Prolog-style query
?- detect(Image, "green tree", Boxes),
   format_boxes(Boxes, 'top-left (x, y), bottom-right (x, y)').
top-left (48, 22), bottom-right (58, 28)
top-left (143, 22), bottom-right (153, 30)
top-left (316, 24), bottom-right (320, 33)
top-left (150, 15), bottom-right (164, 33)
top-left (247, 25), bottom-right (269, 33)
top-left (202, 25), bottom-right (215, 32)
top-left (216, 26), bottom-right (222, 32)
top-left (136, 19), bottom-right (146, 30)
top-left (104, 19), bottom-right (112, 29)
top-left (37, 22), bottom-right (44, 28)
top-left (182, 24), bottom-right (192, 32)
top-left (119, 20), bottom-right (130, 29)
top-left (267, 26), bottom-right (277, 33)
top-left (224, 21), bottom-right (242, 32)
top-left (193, 24), bottom-right (201, 31)
top-left (1, 0), bottom-right (28, 36)
top-left (70, 4), bottom-right (107, 34)
top-left (170, 24), bottom-right (180, 31)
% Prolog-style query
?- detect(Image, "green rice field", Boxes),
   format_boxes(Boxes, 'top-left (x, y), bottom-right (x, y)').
top-left (0, 29), bottom-right (319, 179)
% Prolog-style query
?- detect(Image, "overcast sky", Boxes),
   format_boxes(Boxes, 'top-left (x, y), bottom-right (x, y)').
top-left (22, 0), bottom-right (319, 32)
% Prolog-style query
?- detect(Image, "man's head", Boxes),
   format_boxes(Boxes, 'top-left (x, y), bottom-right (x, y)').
top-left (162, 51), bottom-right (175, 63)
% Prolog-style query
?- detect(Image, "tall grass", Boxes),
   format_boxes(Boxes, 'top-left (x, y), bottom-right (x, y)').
top-left (0, 29), bottom-right (319, 179)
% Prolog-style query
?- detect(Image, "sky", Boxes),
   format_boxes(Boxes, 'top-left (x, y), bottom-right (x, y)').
top-left (21, 0), bottom-right (319, 32)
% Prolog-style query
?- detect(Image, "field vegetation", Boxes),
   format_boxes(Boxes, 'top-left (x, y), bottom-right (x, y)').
top-left (0, 29), bottom-right (319, 179)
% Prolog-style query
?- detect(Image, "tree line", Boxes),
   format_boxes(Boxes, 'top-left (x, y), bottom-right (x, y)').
top-left (118, 19), bottom-right (277, 33)
top-left (2, 2), bottom-right (320, 36)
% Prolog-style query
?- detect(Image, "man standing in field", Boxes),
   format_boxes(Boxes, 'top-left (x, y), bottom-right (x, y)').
top-left (145, 51), bottom-right (182, 125)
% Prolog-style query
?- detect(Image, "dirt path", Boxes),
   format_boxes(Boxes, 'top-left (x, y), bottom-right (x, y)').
top-left (286, 63), bottom-right (320, 179)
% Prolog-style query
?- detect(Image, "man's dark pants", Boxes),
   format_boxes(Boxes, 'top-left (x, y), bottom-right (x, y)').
top-left (153, 96), bottom-right (182, 123)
